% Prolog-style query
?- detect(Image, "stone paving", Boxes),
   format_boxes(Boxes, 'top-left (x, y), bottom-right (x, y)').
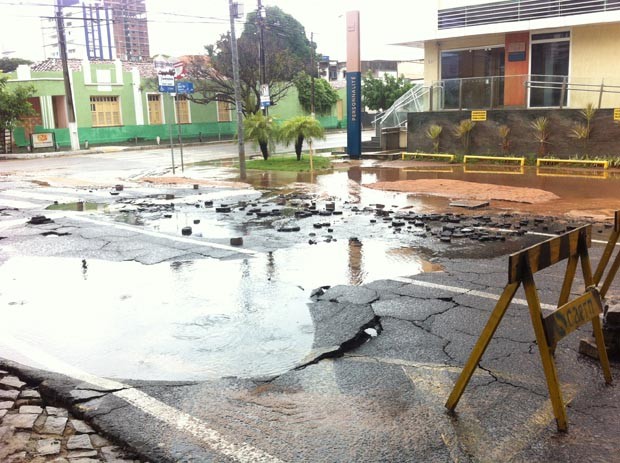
top-left (0, 369), bottom-right (143, 463)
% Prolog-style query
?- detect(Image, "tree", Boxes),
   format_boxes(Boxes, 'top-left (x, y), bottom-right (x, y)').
top-left (188, 6), bottom-right (314, 115)
top-left (294, 72), bottom-right (339, 115)
top-left (362, 73), bottom-right (414, 112)
top-left (243, 112), bottom-right (278, 160)
top-left (0, 57), bottom-right (32, 74)
top-left (0, 74), bottom-right (35, 132)
top-left (279, 116), bottom-right (325, 161)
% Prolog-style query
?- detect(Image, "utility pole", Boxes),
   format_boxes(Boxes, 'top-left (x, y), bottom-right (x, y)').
top-left (230, 0), bottom-right (246, 180)
top-left (257, 0), bottom-right (268, 115)
top-left (310, 32), bottom-right (316, 117)
top-left (55, 0), bottom-right (80, 150)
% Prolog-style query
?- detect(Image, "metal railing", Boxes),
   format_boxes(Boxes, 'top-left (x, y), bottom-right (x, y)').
top-left (439, 0), bottom-right (620, 30)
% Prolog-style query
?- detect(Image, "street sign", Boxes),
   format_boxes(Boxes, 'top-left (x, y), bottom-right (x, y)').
top-left (176, 82), bottom-right (194, 94)
top-left (158, 74), bottom-right (175, 93)
top-left (543, 289), bottom-right (602, 346)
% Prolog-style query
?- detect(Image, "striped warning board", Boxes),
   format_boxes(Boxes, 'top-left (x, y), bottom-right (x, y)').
top-left (446, 224), bottom-right (612, 432)
top-left (471, 110), bottom-right (487, 121)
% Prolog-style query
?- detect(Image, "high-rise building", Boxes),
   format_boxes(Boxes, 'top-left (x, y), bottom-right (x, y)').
top-left (103, 0), bottom-right (150, 61)
top-left (41, 0), bottom-right (149, 62)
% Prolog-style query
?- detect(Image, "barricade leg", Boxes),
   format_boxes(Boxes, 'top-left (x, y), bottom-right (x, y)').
top-left (445, 282), bottom-right (519, 411)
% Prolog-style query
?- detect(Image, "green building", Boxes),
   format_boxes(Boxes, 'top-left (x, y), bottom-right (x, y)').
top-left (5, 59), bottom-right (345, 149)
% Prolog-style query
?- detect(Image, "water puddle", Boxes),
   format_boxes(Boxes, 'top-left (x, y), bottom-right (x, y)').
top-left (0, 241), bottom-right (436, 381)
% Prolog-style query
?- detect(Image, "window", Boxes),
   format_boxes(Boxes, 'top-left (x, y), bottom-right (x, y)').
top-left (530, 32), bottom-right (570, 107)
top-left (147, 94), bottom-right (163, 124)
top-left (175, 95), bottom-right (190, 124)
top-left (217, 99), bottom-right (232, 122)
top-left (90, 96), bottom-right (121, 127)
top-left (440, 47), bottom-right (505, 109)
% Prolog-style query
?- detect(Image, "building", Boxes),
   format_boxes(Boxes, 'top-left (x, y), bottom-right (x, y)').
top-left (5, 59), bottom-right (345, 149)
top-left (42, 0), bottom-right (149, 62)
top-left (396, 0), bottom-right (620, 109)
top-left (104, 0), bottom-right (150, 61)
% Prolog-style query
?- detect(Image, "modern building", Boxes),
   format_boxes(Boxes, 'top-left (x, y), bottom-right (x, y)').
top-left (396, 0), bottom-right (620, 109)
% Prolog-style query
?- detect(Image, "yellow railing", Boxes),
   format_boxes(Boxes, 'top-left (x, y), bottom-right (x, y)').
top-left (401, 152), bottom-right (455, 162)
top-left (463, 155), bottom-right (525, 166)
top-left (536, 158), bottom-right (609, 169)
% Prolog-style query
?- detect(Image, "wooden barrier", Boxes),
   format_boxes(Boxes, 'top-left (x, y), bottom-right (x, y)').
top-left (445, 225), bottom-right (612, 432)
top-left (537, 158), bottom-right (609, 169)
top-left (463, 155), bottom-right (525, 166)
top-left (594, 210), bottom-right (620, 298)
top-left (401, 152), bottom-right (455, 162)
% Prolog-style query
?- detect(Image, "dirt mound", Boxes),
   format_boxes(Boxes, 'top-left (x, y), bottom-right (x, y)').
top-left (366, 179), bottom-right (559, 204)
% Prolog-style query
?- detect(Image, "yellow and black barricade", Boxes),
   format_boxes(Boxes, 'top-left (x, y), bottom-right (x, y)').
top-left (445, 224), bottom-right (613, 432)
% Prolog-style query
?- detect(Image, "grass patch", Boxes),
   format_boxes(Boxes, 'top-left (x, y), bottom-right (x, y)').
top-left (246, 155), bottom-right (332, 172)
top-left (46, 202), bottom-right (100, 211)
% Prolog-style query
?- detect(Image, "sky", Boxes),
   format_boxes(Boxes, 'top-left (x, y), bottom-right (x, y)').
top-left (0, 0), bottom-right (427, 62)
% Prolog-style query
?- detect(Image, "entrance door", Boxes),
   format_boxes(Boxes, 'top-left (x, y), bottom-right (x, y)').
top-left (530, 32), bottom-right (570, 107)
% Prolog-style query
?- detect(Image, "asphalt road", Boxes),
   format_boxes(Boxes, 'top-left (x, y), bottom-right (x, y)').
top-left (1, 153), bottom-right (619, 462)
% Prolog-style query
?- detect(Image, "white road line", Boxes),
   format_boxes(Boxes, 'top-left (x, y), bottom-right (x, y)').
top-left (0, 198), bottom-right (40, 209)
top-left (392, 277), bottom-right (557, 311)
top-left (1, 189), bottom-right (79, 203)
top-left (71, 215), bottom-right (259, 255)
top-left (0, 331), bottom-right (283, 463)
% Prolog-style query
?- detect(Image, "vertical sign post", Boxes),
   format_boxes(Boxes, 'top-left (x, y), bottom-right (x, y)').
top-left (346, 11), bottom-right (361, 159)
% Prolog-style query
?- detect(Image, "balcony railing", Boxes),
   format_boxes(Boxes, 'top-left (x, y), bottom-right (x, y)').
top-left (427, 74), bottom-right (620, 110)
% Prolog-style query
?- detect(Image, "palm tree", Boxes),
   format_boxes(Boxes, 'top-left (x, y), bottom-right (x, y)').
top-left (243, 112), bottom-right (278, 160)
top-left (279, 116), bottom-right (325, 161)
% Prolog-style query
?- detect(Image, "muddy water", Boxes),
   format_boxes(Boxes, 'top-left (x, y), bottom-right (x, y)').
top-left (0, 241), bottom-right (434, 381)
top-left (219, 162), bottom-right (620, 216)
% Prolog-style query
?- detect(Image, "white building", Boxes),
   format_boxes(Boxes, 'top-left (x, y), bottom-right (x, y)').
top-left (42, 0), bottom-right (116, 61)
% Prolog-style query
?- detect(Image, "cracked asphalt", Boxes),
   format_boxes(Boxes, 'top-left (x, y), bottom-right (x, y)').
top-left (1, 151), bottom-right (619, 462)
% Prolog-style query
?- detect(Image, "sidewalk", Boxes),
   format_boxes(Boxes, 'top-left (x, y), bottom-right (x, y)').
top-left (0, 369), bottom-right (142, 462)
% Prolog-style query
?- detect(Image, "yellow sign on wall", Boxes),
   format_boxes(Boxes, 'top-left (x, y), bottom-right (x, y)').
top-left (614, 108), bottom-right (620, 121)
top-left (471, 110), bottom-right (487, 121)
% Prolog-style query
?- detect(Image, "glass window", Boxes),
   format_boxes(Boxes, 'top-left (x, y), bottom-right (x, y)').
top-left (440, 47), bottom-right (505, 109)
top-left (530, 40), bottom-right (570, 107)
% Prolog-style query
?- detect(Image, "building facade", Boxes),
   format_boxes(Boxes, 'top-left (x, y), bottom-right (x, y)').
top-left (6, 59), bottom-right (345, 149)
top-left (398, 0), bottom-right (620, 109)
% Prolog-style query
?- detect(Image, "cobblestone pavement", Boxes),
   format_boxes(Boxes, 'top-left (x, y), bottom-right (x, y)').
top-left (0, 369), bottom-right (143, 463)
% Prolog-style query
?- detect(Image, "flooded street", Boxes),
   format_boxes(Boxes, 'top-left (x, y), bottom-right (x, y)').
top-left (1, 151), bottom-right (620, 463)
top-left (1, 159), bottom-right (619, 381)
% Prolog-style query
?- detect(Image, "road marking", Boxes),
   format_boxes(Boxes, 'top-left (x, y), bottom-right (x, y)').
top-left (0, 198), bottom-right (40, 209)
top-left (1, 189), bottom-right (79, 203)
top-left (392, 277), bottom-right (557, 311)
top-left (0, 331), bottom-right (282, 463)
top-left (70, 215), bottom-right (259, 255)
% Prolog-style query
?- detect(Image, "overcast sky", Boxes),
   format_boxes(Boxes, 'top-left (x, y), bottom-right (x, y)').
top-left (0, 0), bottom-right (426, 62)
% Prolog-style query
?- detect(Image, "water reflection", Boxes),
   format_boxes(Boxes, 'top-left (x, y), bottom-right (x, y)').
top-left (0, 239), bottom-right (436, 381)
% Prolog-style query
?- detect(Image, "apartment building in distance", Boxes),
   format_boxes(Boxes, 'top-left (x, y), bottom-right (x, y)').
top-left (42, 0), bottom-right (149, 62)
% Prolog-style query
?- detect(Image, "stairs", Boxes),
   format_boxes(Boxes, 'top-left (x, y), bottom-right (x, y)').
top-left (361, 135), bottom-right (381, 152)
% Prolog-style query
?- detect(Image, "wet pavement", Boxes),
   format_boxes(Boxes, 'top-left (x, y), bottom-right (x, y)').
top-left (1, 156), bottom-right (620, 462)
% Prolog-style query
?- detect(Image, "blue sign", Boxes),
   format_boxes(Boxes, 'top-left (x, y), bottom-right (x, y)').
top-left (158, 85), bottom-right (176, 93)
top-left (346, 71), bottom-right (362, 159)
top-left (176, 81), bottom-right (194, 94)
